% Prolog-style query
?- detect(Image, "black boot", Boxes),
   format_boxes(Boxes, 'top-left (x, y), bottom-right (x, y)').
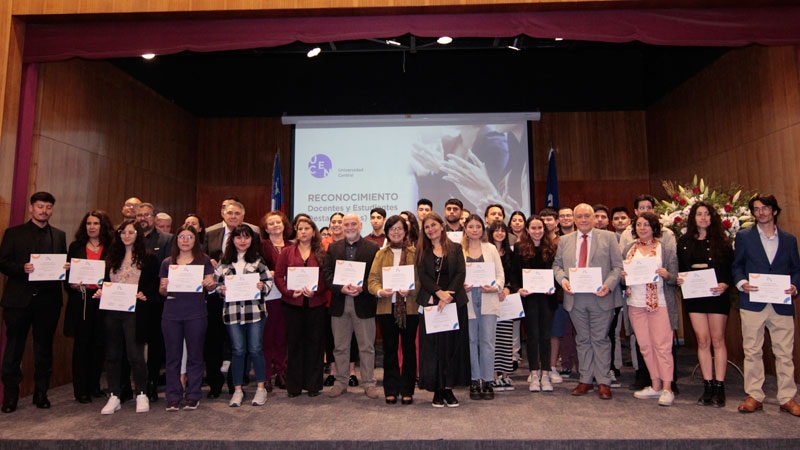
top-left (482, 380), bottom-right (494, 400)
top-left (698, 380), bottom-right (713, 406)
top-left (711, 380), bottom-right (725, 408)
top-left (469, 380), bottom-right (482, 400)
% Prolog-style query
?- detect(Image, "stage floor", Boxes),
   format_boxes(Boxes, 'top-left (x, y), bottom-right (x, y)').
top-left (1, 348), bottom-right (799, 449)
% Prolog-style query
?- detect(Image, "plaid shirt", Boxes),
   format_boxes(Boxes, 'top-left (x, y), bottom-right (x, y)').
top-left (214, 258), bottom-right (272, 325)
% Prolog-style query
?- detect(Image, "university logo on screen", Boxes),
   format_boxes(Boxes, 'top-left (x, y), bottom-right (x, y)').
top-left (308, 154), bottom-right (332, 178)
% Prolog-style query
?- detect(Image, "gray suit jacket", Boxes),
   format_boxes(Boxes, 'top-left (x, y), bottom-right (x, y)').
top-left (553, 229), bottom-right (623, 312)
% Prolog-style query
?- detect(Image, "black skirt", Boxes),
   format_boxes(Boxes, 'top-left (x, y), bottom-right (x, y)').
top-left (418, 302), bottom-right (471, 391)
top-left (683, 293), bottom-right (731, 315)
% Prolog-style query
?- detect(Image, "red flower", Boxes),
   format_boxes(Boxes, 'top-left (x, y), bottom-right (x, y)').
top-left (692, 187), bottom-right (701, 194)
top-left (672, 193), bottom-right (680, 200)
top-left (729, 194), bottom-right (734, 202)
top-left (674, 216), bottom-right (682, 223)
top-left (679, 198), bottom-right (687, 206)
top-left (724, 204), bottom-right (732, 212)
top-left (722, 220), bottom-right (732, 229)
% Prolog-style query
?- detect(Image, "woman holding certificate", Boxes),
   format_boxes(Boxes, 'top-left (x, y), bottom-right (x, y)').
top-left (417, 213), bottom-right (469, 408)
top-left (510, 215), bottom-right (558, 392)
top-left (676, 201), bottom-right (733, 407)
top-left (462, 214), bottom-right (504, 401)
top-left (66, 210), bottom-right (114, 404)
top-left (622, 213), bottom-right (679, 407)
top-left (274, 216), bottom-right (328, 398)
top-left (94, 220), bottom-right (159, 414)
top-left (158, 224), bottom-right (216, 411)
top-left (367, 215), bottom-right (419, 405)
top-left (214, 224), bottom-right (273, 407)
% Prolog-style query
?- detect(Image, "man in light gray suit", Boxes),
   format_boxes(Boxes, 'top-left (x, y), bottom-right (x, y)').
top-left (553, 204), bottom-right (623, 400)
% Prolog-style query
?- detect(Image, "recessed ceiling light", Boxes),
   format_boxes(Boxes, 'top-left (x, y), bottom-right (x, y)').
top-left (386, 39), bottom-right (402, 46)
top-left (508, 38), bottom-right (520, 51)
top-left (437, 36), bottom-right (453, 45)
top-left (307, 47), bottom-right (321, 58)
top-left (554, 37), bottom-right (564, 41)
top-left (141, 53), bottom-right (156, 60)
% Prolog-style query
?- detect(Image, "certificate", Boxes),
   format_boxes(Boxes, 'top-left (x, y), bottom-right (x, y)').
top-left (286, 266), bottom-right (319, 291)
top-left (99, 282), bottom-right (138, 312)
top-left (224, 273), bottom-right (261, 302)
top-left (167, 264), bottom-right (205, 293)
top-left (679, 269), bottom-right (719, 299)
top-left (568, 267), bottom-right (603, 293)
top-left (749, 273), bottom-right (792, 304)
top-left (332, 260), bottom-right (366, 286)
top-left (68, 258), bottom-right (106, 285)
top-left (522, 269), bottom-right (555, 294)
top-left (499, 293), bottom-right (525, 321)
top-left (446, 231), bottom-right (463, 243)
top-left (28, 253), bottom-right (67, 281)
top-left (623, 256), bottom-right (661, 286)
top-left (423, 303), bottom-right (460, 334)
top-left (381, 265), bottom-right (415, 291)
top-left (264, 279), bottom-right (283, 301)
top-left (465, 262), bottom-right (496, 287)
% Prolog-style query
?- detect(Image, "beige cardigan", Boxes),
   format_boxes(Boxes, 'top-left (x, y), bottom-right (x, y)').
top-left (464, 241), bottom-right (505, 319)
top-left (367, 245), bottom-right (419, 315)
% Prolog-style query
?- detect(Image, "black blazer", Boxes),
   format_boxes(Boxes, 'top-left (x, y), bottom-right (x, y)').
top-left (323, 238), bottom-right (380, 318)
top-left (677, 233), bottom-right (734, 286)
top-left (0, 220), bottom-right (67, 308)
top-left (204, 226), bottom-right (262, 263)
top-left (64, 240), bottom-right (111, 336)
top-left (145, 229), bottom-right (173, 265)
top-left (416, 244), bottom-right (468, 307)
top-left (103, 252), bottom-right (160, 344)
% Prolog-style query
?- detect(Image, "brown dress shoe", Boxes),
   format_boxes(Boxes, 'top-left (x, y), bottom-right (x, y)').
top-left (737, 396), bottom-right (763, 413)
top-left (780, 399), bottom-right (800, 416)
top-left (571, 383), bottom-right (594, 396)
top-left (598, 384), bottom-right (612, 400)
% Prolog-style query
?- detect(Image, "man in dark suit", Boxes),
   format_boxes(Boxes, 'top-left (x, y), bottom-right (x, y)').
top-left (203, 200), bottom-right (261, 398)
top-left (0, 192), bottom-right (68, 413)
top-left (733, 194), bottom-right (800, 416)
top-left (323, 213), bottom-right (380, 399)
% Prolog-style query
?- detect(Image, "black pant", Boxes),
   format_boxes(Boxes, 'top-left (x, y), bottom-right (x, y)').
top-left (1, 297), bottom-right (61, 398)
top-left (283, 302), bottom-right (325, 395)
top-left (522, 298), bottom-right (555, 371)
top-left (379, 314), bottom-right (419, 398)
top-left (145, 299), bottom-right (165, 385)
top-left (70, 295), bottom-right (105, 398)
top-left (104, 311), bottom-right (147, 396)
top-left (608, 306), bottom-right (622, 372)
top-left (204, 293), bottom-right (225, 392)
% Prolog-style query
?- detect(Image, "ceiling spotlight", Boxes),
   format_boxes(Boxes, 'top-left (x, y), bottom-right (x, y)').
top-left (437, 36), bottom-right (453, 45)
top-left (307, 47), bottom-right (321, 58)
top-left (554, 37), bottom-right (564, 41)
top-left (141, 53), bottom-right (156, 60)
top-left (385, 39), bottom-right (402, 46)
top-left (507, 38), bottom-right (520, 51)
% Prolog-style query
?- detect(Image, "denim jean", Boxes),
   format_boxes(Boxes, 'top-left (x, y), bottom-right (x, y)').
top-left (468, 288), bottom-right (497, 381)
top-left (226, 319), bottom-right (267, 386)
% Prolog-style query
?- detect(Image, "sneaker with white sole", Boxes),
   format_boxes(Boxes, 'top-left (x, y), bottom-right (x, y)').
top-left (229, 390), bottom-right (244, 407)
top-left (658, 390), bottom-right (675, 406)
top-left (541, 375), bottom-right (554, 392)
top-left (101, 395), bottom-right (121, 415)
top-left (634, 386), bottom-right (663, 399)
top-left (529, 374), bottom-right (541, 392)
top-left (252, 387), bottom-right (267, 406)
top-left (503, 377), bottom-right (515, 391)
top-left (609, 370), bottom-right (621, 388)
top-left (135, 393), bottom-right (150, 413)
top-left (491, 380), bottom-right (505, 392)
top-left (549, 368), bottom-right (563, 384)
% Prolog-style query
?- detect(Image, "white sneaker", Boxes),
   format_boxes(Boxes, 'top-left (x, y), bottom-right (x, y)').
top-left (491, 380), bottom-right (505, 392)
top-left (229, 390), bottom-right (244, 407)
top-left (220, 360), bottom-right (231, 374)
top-left (658, 390), bottom-right (675, 406)
top-left (609, 370), bottom-right (621, 388)
top-left (529, 374), bottom-right (541, 392)
top-left (503, 377), bottom-right (515, 391)
top-left (135, 393), bottom-right (150, 413)
top-left (634, 386), bottom-right (662, 399)
top-left (549, 368), bottom-right (563, 384)
top-left (541, 375), bottom-right (554, 392)
top-left (101, 395), bottom-right (121, 415)
top-left (252, 387), bottom-right (267, 406)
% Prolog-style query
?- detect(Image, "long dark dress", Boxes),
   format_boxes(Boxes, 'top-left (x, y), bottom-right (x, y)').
top-left (677, 234), bottom-right (733, 315)
top-left (417, 244), bottom-right (470, 391)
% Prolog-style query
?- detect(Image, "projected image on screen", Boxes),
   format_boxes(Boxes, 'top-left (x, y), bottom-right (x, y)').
top-left (293, 120), bottom-right (530, 225)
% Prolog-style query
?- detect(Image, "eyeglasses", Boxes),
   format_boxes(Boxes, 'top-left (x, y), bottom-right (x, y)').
top-left (136, 213), bottom-right (153, 218)
top-left (178, 235), bottom-right (195, 240)
top-left (124, 203), bottom-right (140, 208)
top-left (119, 230), bottom-right (137, 236)
top-left (388, 226), bottom-right (405, 233)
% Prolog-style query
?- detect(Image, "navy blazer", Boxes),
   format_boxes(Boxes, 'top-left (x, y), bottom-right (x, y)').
top-left (732, 226), bottom-right (800, 316)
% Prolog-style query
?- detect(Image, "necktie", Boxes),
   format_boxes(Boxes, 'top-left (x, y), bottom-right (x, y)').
top-left (578, 234), bottom-right (588, 268)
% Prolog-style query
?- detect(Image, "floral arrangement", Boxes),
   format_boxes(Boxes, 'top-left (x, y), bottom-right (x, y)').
top-left (655, 175), bottom-right (756, 238)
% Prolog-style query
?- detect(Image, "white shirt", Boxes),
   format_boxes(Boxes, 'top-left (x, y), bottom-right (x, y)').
top-left (390, 248), bottom-right (402, 304)
top-left (627, 243), bottom-right (666, 308)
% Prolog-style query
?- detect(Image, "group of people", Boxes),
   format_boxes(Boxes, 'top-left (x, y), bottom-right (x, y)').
top-left (1, 190), bottom-right (799, 416)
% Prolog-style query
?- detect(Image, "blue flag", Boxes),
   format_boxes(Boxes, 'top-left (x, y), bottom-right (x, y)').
top-left (545, 148), bottom-right (559, 210)
top-left (271, 152), bottom-right (283, 212)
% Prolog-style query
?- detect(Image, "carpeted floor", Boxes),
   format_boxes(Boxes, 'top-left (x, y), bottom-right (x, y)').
top-left (1, 346), bottom-right (799, 449)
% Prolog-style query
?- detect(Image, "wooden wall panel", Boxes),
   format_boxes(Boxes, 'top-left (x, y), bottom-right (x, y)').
top-left (647, 44), bottom-right (800, 380)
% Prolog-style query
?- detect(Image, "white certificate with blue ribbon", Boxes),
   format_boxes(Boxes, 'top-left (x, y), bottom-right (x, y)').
top-left (99, 282), bottom-right (138, 312)
top-left (167, 264), bottom-right (205, 293)
top-left (286, 266), bottom-right (319, 291)
top-left (28, 253), bottom-right (67, 281)
top-left (522, 269), bottom-right (555, 294)
top-left (499, 293), bottom-right (525, 321)
top-left (749, 273), bottom-right (792, 304)
top-left (224, 273), bottom-right (261, 302)
top-left (332, 260), bottom-right (366, 286)
top-left (381, 265), bottom-right (415, 291)
top-left (423, 303), bottom-right (460, 334)
top-left (465, 262), bottom-right (496, 287)
top-left (623, 256), bottom-right (661, 286)
top-left (569, 267), bottom-right (603, 293)
top-left (68, 258), bottom-right (106, 285)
